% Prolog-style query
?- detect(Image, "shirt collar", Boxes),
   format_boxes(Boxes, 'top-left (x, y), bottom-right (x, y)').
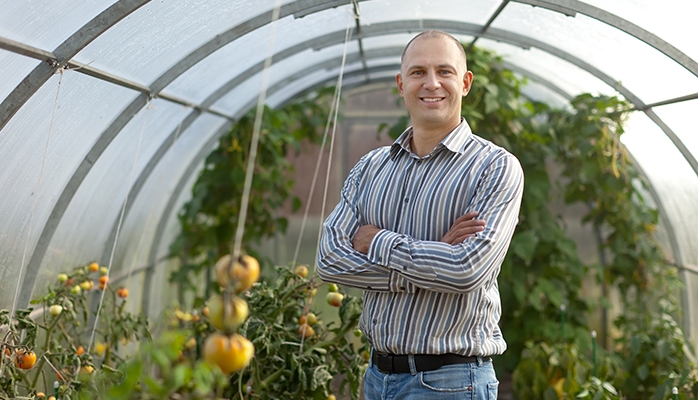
top-left (389, 118), bottom-right (473, 159)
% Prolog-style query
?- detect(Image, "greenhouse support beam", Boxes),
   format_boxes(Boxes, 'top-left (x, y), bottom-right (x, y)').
top-left (0, 35), bottom-right (55, 61)
top-left (513, 0), bottom-right (698, 78)
top-left (639, 92), bottom-right (698, 111)
top-left (0, 0), bottom-right (150, 133)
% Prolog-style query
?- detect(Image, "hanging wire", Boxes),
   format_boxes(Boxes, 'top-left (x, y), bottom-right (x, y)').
top-left (291, 78), bottom-right (342, 267)
top-left (88, 97), bottom-right (152, 353)
top-left (230, 0), bottom-right (283, 261)
top-left (313, 21), bottom-right (353, 270)
top-left (298, 9), bottom-right (356, 355)
top-left (11, 68), bottom-right (65, 319)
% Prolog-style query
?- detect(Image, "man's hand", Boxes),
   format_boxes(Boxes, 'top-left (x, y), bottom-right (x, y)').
top-left (441, 211), bottom-right (486, 245)
top-left (352, 224), bottom-right (381, 254)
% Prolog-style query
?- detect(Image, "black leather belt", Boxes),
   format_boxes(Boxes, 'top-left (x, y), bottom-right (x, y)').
top-left (372, 352), bottom-right (490, 374)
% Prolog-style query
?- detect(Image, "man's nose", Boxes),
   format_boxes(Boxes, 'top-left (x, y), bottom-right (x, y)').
top-left (424, 71), bottom-right (441, 89)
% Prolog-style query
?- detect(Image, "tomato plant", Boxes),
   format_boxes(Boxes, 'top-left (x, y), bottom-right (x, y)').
top-left (0, 262), bottom-right (149, 399)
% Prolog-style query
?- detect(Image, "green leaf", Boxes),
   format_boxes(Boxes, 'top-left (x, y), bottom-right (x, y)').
top-left (637, 363), bottom-right (650, 380)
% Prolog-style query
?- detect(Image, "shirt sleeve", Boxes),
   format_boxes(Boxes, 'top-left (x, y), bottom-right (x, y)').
top-left (367, 151), bottom-right (524, 294)
top-left (316, 152), bottom-right (416, 293)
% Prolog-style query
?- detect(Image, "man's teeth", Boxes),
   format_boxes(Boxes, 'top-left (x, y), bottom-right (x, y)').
top-left (422, 98), bottom-right (442, 102)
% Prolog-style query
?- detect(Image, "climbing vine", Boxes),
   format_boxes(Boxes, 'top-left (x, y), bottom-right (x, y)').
top-left (381, 46), bottom-right (697, 399)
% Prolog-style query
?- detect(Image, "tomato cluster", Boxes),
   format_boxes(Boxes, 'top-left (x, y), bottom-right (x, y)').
top-left (202, 253), bottom-right (260, 375)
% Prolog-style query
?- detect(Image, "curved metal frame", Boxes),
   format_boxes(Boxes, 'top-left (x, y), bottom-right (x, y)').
top-left (3, 1), bottom-right (693, 323)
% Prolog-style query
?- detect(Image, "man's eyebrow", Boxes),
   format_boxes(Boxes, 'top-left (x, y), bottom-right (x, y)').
top-left (405, 63), bottom-right (458, 70)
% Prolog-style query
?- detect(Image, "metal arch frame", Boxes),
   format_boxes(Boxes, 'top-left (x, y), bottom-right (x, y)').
top-left (0, 0), bottom-right (151, 133)
top-left (512, 0), bottom-right (698, 78)
top-left (14, 0), bottom-right (367, 308)
top-left (13, 5), bottom-right (696, 308)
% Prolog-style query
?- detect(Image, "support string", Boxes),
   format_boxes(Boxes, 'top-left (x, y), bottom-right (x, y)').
top-left (299, 11), bottom-right (355, 355)
top-left (88, 98), bottom-right (152, 353)
top-left (11, 68), bottom-right (65, 319)
top-left (230, 0), bottom-right (283, 261)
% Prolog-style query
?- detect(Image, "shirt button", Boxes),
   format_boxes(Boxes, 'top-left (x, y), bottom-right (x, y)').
top-left (404, 198), bottom-right (409, 203)
top-left (400, 286), bottom-right (406, 291)
top-left (373, 319), bottom-right (378, 324)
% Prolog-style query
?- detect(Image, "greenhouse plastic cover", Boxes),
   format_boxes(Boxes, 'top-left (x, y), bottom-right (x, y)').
top-left (1, 0), bottom-right (697, 348)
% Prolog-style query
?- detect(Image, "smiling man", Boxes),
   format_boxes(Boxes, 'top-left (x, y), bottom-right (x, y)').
top-left (317, 30), bottom-right (524, 400)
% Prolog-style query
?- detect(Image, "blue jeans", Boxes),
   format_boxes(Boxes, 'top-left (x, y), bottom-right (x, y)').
top-left (363, 355), bottom-right (499, 400)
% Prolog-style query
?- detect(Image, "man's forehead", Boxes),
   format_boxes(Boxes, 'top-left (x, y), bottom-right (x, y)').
top-left (402, 37), bottom-right (466, 69)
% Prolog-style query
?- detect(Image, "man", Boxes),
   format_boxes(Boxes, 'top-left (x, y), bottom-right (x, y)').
top-left (317, 30), bottom-right (524, 399)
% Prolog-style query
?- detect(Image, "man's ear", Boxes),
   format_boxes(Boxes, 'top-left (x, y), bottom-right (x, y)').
top-left (396, 73), bottom-right (404, 96)
top-left (462, 70), bottom-right (474, 97)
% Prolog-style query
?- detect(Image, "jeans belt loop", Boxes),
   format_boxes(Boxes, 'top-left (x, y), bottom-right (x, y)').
top-left (408, 354), bottom-right (417, 375)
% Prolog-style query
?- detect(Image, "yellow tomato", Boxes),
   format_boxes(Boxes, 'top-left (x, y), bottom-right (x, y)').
top-left (215, 254), bottom-right (260, 293)
top-left (207, 294), bottom-right (249, 333)
top-left (203, 333), bottom-right (254, 375)
top-left (298, 323), bottom-right (315, 339)
top-left (88, 262), bottom-right (99, 272)
top-left (326, 292), bottom-right (344, 307)
top-left (294, 265), bottom-right (309, 278)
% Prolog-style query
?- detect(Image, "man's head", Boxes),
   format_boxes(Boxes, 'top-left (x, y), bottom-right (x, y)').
top-left (397, 30), bottom-right (473, 134)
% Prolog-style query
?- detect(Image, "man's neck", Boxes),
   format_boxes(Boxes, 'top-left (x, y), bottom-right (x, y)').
top-left (410, 119), bottom-right (461, 157)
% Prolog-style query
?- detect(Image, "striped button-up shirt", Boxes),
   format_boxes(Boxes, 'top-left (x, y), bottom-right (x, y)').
top-left (317, 119), bottom-right (524, 357)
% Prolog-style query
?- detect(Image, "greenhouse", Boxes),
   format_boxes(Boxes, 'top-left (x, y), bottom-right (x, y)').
top-left (1, 0), bottom-right (697, 399)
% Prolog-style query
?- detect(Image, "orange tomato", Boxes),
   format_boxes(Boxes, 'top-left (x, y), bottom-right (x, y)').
top-left (76, 346), bottom-right (85, 355)
top-left (203, 333), bottom-right (254, 375)
top-left (88, 262), bottom-right (99, 272)
top-left (99, 275), bottom-right (109, 290)
top-left (117, 287), bottom-right (129, 299)
top-left (14, 349), bottom-right (37, 369)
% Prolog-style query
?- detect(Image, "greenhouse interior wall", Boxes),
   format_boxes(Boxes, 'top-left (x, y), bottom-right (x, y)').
top-left (1, 0), bottom-right (698, 398)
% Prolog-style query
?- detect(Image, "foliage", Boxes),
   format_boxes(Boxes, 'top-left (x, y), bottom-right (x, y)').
top-left (379, 45), bottom-right (697, 398)
top-left (512, 341), bottom-right (622, 400)
top-left (1, 263), bottom-right (365, 400)
top-left (0, 262), bottom-right (150, 399)
top-left (227, 265), bottom-right (367, 400)
top-left (170, 87), bottom-right (334, 296)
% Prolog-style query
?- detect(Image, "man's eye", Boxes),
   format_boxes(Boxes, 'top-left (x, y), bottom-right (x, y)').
top-left (412, 70), bottom-right (423, 75)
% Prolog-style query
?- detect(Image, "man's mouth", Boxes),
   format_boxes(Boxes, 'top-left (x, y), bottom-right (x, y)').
top-left (421, 97), bottom-right (444, 103)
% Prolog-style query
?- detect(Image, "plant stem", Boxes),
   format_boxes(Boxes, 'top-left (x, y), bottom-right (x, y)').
top-left (31, 314), bottom-right (62, 388)
top-left (260, 367), bottom-right (284, 388)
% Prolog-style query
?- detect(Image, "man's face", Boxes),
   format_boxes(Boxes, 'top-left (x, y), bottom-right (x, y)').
top-left (396, 36), bottom-right (473, 132)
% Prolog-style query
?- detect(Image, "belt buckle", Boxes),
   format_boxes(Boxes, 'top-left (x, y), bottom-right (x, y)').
top-left (374, 353), bottom-right (393, 373)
